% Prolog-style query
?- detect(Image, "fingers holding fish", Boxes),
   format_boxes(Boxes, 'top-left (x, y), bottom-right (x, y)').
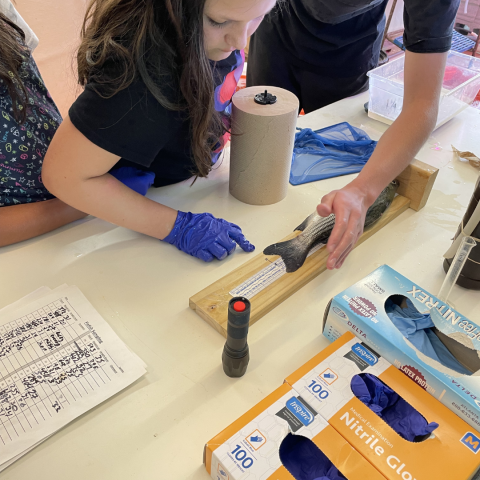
top-left (263, 181), bottom-right (399, 273)
top-left (316, 190), bottom-right (336, 218)
top-left (319, 187), bottom-right (367, 269)
top-left (331, 233), bottom-right (360, 269)
top-left (326, 216), bottom-right (365, 270)
top-left (332, 243), bottom-right (354, 270)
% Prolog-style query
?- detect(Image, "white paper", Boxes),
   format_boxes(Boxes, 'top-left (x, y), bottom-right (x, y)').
top-left (229, 243), bottom-right (325, 299)
top-left (0, 285), bottom-right (146, 466)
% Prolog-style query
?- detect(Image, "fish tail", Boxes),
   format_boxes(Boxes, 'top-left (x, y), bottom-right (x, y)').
top-left (263, 237), bottom-right (309, 273)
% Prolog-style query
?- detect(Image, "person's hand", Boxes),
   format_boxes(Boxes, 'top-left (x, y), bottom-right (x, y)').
top-left (161, 211), bottom-right (255, 262)
top-left (317, 183), bottom-right (373, 270)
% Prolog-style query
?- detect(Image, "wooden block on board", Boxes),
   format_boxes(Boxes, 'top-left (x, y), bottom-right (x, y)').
top-left (396, 159), bottom-right (438, 211)
top-left (190, 195), bottom-right (411, 337)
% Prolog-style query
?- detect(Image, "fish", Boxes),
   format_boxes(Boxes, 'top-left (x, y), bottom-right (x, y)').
top-left (263, 180), bottom-right (399, 273)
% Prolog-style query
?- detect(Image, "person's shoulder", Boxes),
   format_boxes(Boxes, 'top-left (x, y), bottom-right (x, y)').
top-left (81, 61), bottom-right (181, 116)
top-left (404, 0), bottom-right (458, 16)
top-left (69, 63), bottom-right (184, 165)
top-left (403, 0), bottom-right (457, 54)
top-left (84, 62), bottom-right (148, 101)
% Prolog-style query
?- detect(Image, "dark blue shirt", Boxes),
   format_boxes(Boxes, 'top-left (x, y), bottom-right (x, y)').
top-left (0, 47), bottom-right (62, 206)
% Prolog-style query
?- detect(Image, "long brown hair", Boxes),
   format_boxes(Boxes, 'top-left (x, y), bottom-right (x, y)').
top-left (78, 0), bottom-right (222, 178)
top-left (0, 12), bottom-right (28, 123)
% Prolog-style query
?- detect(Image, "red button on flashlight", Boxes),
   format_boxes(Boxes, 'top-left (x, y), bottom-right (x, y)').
top-left (233, 301), bottom-right (246, 312)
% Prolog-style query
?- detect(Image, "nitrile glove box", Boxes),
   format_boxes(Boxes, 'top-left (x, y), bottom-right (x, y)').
top-left (204, 382), bottom-right (386, 480)
top-left (322, 264), bottom-right (480, 432)
top-left (285, 332), bottom-right (480, 480)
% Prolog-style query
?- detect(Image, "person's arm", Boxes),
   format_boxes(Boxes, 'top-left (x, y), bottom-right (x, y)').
top-left (42, 116), bottom-right (179, 240)
top-left (0, 199), bottom-right (87, 247)
top-left (317, 50), bottom-right (447, 269)
top-left (42, 116), bottom-right (255, 262)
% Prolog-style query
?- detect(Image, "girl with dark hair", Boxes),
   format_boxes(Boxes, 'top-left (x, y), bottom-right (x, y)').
top-left (0, 4), bottom-right (87, 246)
top-left (43, 0), bottom-right (276, 262)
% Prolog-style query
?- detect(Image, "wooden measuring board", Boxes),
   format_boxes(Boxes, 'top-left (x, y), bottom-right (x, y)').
top-left (190, 160), bottom-right (438, 337)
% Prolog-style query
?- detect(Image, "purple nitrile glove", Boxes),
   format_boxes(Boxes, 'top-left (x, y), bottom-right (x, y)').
top-left (109, 166), bottom-right (155, 196)
top-left (351, 373), bottom-right (439, 442)
top-left (161, 211), bottom-right (255, 262)
top-left (279, 433), bottom-right (347, 480)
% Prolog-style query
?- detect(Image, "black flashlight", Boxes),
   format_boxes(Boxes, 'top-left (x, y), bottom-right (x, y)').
top-left (222, 296), bottom-right (251, 378)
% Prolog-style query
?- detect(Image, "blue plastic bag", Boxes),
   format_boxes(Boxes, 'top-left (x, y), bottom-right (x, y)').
top-left (385, 297), bottom-right (471, 375)
top-left (351, 373), bottom-right (439, 442)
top-left (279, 434), bottom-right (347, 480)
top-left (290, 122), bottom-right (377, 186)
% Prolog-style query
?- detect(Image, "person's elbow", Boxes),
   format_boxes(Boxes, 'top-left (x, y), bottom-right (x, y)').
top-left (42, 151), bottom-right (64, 198)
top-left (400, 98), bottom-right (439, 136)
top-left (42, 148), bottom-right (83, 209)
top-left (42, 142), bottom-right (81, 201)
top-left (419, 98), bottom-right (439, 131)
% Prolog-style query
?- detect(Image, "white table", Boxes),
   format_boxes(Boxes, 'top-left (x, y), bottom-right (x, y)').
top-left (1, 92), bottom-right (479, 479)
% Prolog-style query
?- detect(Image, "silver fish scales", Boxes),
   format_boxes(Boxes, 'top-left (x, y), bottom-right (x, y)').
top-left (263, 180), bottom-right (399, 273)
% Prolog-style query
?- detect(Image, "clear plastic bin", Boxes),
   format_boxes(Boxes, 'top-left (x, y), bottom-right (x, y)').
top-left (367, 50), bottom-right (480, 129)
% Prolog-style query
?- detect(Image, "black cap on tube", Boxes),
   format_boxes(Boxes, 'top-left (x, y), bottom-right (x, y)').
top-left (222, 297), bottom-right (251, 378)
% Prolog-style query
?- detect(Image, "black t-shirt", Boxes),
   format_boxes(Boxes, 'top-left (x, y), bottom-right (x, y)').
top-left (297, 0), bottom-right (459, 53)
top-left (69, 51), bottom-right (244, 187)
top-left (401, 0), bottom-right (460, 54)
top-left (265, 0), bottom-right (459, 75)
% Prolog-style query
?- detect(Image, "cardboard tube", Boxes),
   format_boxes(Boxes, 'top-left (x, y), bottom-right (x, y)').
top-left (229, 86), bottom-right (299, 205)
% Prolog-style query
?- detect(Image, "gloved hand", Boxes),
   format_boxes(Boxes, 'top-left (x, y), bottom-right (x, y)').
top-left (110, 166), bottom-right (155, 196)
top-left (161, 211), bottom-right (255, 262)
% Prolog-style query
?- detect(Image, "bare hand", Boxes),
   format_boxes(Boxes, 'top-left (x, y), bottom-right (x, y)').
top-left (317, 184), bottom-right (371, 270)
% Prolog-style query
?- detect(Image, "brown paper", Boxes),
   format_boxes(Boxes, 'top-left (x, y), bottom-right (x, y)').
top-left (229, 86), bottom-right (299, 205)
top-left (452, 145), bottom-right (480, 169)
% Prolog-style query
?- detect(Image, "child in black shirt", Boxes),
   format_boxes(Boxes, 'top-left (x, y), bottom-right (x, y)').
top-left (43, 0), bottom-right (276, 262)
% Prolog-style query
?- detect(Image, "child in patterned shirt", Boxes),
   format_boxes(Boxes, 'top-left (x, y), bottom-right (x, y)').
top-left (0, 9), bottom-right (87, 246)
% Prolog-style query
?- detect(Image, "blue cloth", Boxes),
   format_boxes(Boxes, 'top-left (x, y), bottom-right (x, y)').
top-left (351, 373), bottom-right (439, 442)
top-left (279, 434), bottom-right (347, 480)
top-left (109, 167), bottom-right (155, 196)
top-left (385, 298), bottom-right (471, 375)
top-left (289, 123), bottom-right (377, 186)
top-left (162, 211), bottom-right (255, 262)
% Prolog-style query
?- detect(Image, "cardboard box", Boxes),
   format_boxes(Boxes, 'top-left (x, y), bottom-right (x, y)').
top-left (285, 332), bottom-right (480, 480)
top-left (204, 382), bottom-right (386, 480)
top-left (322, 265), bottom-right (480, 431)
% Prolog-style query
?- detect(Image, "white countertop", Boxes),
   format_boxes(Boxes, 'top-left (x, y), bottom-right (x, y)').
top-left (1, 91), bottom-right (479, 479)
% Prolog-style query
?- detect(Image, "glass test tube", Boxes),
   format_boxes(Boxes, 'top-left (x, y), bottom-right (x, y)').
top-left (438, 236), bottom-right (477, 304)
